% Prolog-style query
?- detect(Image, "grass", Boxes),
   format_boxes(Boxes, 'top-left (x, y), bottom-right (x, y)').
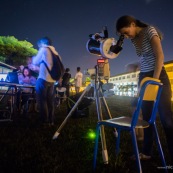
top-left (0, 95), bottom-right (172, 173)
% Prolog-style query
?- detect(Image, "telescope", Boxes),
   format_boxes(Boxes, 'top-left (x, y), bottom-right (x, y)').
top-left (52, 27), bottom-right (122, 166)
top-left (86, 26), bottom-right (124, 59)
top-left (86, 26), bottom-right (124, 79)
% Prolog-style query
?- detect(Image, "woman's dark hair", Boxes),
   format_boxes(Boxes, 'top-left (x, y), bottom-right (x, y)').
top-left (116, 15), bottom-right (148, 33)
top-left (37, 36), bottom-right (52, 46)
top-left (116, 15), bottom-right (163, 39)
top-left (22, 67), bottom-right (31, 77)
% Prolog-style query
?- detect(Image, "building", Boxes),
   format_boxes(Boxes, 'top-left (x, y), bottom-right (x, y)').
top-left (109, 71), bottom-right (139, 97)
top-left (109, 60), bottom-right (173, 99)
top-left (164, 60), bottom-right (173, 101)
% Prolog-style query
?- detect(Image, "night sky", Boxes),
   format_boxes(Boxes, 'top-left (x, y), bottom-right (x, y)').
top-left (1, 0), bottom-right (173, 77)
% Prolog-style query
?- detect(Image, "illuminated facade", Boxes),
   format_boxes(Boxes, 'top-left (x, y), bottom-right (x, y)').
top-left (164, 60), bottom-right (173, 101)
top-left (109, 60), bottom-right (173, 98)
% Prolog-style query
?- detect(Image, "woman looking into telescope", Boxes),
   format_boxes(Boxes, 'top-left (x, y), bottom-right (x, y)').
top-left (115, 15), bottom-right (173, 162)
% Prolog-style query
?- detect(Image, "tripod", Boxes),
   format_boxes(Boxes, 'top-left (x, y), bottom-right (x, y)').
top-left (52, 65), bottom-right (116, 164)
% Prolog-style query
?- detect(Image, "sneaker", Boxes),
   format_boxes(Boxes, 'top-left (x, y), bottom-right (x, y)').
top-left (130, 153), bottom-right (151, 160)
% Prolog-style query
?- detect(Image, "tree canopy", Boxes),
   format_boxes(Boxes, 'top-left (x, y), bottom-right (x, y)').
top-left (0, 36), bottom-right (37, 67)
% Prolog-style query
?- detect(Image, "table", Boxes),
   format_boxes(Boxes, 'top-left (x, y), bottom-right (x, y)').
top-left (0, 82), bottom-right (18, 121)
top-left (0, 82), bottom-right (36, 121)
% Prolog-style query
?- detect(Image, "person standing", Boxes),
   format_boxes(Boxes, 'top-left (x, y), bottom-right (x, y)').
top-left (115, 15), bottom-right (173, 161)
top-left (74, 67), bottom-right (83, 94)
top-left (62, 68), bottom-right (71, 97)
top-left (32, 37), bottom-right (61, 125)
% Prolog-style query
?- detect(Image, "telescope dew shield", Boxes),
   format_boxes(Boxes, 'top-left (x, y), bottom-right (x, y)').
top-left (86, 38), bottom-right (119, 59)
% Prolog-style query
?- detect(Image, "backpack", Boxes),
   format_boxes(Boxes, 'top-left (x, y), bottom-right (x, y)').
top-left (42, 47), bottom-right (65, 81)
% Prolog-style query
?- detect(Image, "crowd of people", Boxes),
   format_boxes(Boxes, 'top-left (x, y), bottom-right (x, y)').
top-left (5, 37), bottom-right (83, 126)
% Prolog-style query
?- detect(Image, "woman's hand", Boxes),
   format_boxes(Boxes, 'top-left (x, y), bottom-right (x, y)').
top-left (23, 77), bottom-right (30, 84)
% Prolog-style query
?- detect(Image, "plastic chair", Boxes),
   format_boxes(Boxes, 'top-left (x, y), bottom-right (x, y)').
top-left (93, 77), bottom-right (167, 173)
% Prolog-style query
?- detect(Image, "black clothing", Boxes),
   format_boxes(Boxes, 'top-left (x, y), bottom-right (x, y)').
top-left (62, 72), bottom-right (71, 97)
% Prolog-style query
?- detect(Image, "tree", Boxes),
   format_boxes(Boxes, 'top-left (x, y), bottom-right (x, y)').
top-left (0, 36), bottom-right (37, 66)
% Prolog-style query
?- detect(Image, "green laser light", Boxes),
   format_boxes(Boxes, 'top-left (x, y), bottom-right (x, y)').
top-left (87, 129), bottom-right (96, 140)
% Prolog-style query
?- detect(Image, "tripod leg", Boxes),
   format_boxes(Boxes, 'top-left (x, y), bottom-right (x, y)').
top-left (95, 85), bottom-right (108, 164)
top-left (52, 85), bottom-right (91, 140)
top-left (101, 95), bottom-right (112, 118)
top-left (100, 91), bottom-right (118, 137)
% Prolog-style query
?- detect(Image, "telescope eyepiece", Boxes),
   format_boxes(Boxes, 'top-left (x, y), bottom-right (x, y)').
top-left (110, 34), bottom-right (124, 54)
